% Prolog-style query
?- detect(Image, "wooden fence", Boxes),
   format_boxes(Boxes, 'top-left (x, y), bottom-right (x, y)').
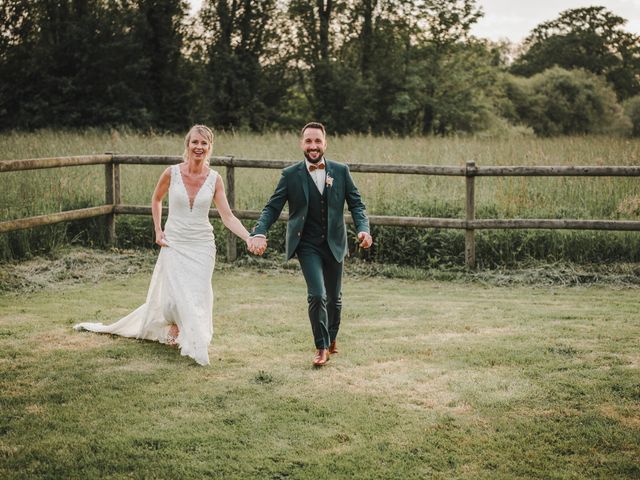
top-left (2, 154), bottom-right (640, 268)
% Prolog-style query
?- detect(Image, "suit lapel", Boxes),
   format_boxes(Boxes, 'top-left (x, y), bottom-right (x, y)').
top-left (324, 159), bottom-right (334, 206)
top-left (297, 161), bottom-right (309, 205)
top-left (324, 159), bottom-right (333, 189)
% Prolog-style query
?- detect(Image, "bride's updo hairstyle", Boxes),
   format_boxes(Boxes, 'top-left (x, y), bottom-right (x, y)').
top-left (183, 124), bottom-right (214, 164)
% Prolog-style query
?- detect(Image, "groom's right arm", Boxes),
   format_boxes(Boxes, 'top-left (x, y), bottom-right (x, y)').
top-left (252, 170), bottom-right (289, 237)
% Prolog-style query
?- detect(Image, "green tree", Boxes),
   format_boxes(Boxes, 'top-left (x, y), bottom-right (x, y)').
top-left (288, 0), bottom-right (353, 131)
top-left (507, 67), bottom-right (631, 136)
top-left (511, 6), bottom-right (640, 100)
top-left (348, 0), bottom-right (420, 134)
top-left (421, 0), bottom-right (483, 134)
top-left (287, 0), bottom-right (495, 135)
top-left (136, 0), bottom-right (192, 131)
top-left (418, 40), bottom-right (503, 135)
top-left (0, 0), bottom-right (155, 129)
top-left (199, 0), bottom-right (291, 130)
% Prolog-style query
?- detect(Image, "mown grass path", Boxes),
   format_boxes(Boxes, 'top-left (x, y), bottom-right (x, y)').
top-left (1, 267), bottom-right (638, 479)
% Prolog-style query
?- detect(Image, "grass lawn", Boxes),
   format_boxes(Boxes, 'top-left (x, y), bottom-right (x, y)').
top-left (0, 257), bottom-right (639, 479)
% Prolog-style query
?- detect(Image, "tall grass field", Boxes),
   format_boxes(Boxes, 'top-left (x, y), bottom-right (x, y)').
top-left (1, 130), bottom-right (640, 265)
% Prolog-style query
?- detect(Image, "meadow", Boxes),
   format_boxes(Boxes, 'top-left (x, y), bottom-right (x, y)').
top-left (0, 251), bottom-right (638, 479)
top-left (1, 131), bottom-right (639, 478)
top-left (1, 130), bottom-right (640, 265)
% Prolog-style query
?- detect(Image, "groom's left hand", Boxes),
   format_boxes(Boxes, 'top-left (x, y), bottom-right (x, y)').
top-left (357, 232), bottom-right (373, 249)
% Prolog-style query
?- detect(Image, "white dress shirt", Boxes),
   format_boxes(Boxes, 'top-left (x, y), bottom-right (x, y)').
top-left (306, 158), bottom-right (326, 195)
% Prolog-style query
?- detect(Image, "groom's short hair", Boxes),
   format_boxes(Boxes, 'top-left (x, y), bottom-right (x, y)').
top-left (301, 122), bottom-right (326, 137)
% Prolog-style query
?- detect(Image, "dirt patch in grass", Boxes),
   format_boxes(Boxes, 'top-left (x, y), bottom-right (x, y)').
top-left (624, 353), bottom-right (640, 369)
top-left (327, 360), bottom-right (463, 412)
top-left (0, 444), bottom-right (19, 458)
top-left (110, 359), bottom-right (165, 373)
top-left (326, 358), bottom-right (537, 415)
top-left (395, 327), bottom-right (516, 343)
top-left (25, 404), bottom-right (45, 415)
top-left (30, 329), bottom-right (114, 352)
top-left (600, 404), bottom-right (640, 429)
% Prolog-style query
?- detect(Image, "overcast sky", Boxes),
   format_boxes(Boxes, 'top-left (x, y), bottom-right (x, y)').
top-left (187, 0), bottom-right (640, 44)
top-left (471, 0), bottom-right (640, 42)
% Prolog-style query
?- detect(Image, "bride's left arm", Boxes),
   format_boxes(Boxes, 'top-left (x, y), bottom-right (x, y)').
top-left (213, 175), bottom-right (251, 242)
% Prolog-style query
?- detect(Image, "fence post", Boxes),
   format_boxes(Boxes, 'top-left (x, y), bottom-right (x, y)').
top-left (105, 153), bottom-right (116, 246)
top-left (465, 160), bottom-right (477, 269)
top-left (226, 158), bottom-right (237, 262)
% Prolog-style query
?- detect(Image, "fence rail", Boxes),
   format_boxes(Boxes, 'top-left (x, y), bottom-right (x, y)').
top-left (2, 154), bottom-right (640, 268)
top-left (0, 155), bottom-right (112, 172)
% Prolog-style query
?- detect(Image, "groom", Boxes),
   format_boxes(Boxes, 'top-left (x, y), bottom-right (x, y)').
top-left (250, 122), bottom-right (372, 367)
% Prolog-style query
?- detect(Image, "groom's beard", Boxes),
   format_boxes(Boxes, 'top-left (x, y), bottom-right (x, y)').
top-left (304, 151), bottom-right (324, 163)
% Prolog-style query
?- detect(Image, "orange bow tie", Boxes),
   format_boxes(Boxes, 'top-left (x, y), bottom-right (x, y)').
top-left (308, 162), bottom-right (325, 172)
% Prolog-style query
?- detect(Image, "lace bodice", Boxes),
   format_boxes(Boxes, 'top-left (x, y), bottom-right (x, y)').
top-left (164, 164), bottom-right (217, 243)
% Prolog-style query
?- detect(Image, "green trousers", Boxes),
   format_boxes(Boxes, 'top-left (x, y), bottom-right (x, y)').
top-left (296, 241), bottom-right (343, 349)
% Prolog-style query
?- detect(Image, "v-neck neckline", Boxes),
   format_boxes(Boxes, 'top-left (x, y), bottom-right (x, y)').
top-left (178, 165), bottom-right (211, 211)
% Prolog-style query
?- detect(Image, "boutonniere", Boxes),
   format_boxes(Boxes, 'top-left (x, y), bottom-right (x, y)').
top-left (325, 175), bottom-right (334, 187)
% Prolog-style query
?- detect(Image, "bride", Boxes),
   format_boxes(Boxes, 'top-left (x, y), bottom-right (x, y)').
top-left (74, 125), bottom-right (263, 365)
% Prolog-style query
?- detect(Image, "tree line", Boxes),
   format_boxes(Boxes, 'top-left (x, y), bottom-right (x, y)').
top-left (1, 0), bottom-right (639, 136)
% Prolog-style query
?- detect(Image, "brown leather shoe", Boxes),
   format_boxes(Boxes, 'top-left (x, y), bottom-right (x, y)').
top-left (328, 341), bottom-right (338, 355)
top-left (313, 349), bottom-right (329, 367)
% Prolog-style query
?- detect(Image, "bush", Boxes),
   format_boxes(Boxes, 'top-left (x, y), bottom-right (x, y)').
top-left (505, 67), bottom-right (631, 136)
top-left (622, 95), bottom-right (640, 137)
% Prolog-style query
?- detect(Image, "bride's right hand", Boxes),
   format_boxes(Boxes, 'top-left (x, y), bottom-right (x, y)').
top-left (155, 230), bottom-right (169, 247)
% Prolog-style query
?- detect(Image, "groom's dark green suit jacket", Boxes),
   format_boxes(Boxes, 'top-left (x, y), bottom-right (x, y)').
top-left (252, 159), bottom-right (370, 262)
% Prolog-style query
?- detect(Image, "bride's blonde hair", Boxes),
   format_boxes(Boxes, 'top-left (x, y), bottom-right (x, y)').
top-left (183, 124), bottom-right (214, 164)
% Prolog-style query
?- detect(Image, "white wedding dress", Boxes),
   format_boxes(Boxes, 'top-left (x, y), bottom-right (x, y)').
top-left (74, 164), bottom-right (218, 366)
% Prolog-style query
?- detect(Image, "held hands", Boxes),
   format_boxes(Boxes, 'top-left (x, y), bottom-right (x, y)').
top-left (246, 236), bottom-right (267, 256)
top-left (357, 232), bottom-right (373, 249)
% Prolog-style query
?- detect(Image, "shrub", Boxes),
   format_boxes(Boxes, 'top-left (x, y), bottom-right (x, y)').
top-left (505, 67), bottom-right (631, 136)
top-left (622, 95), bottom-right (640, 137)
